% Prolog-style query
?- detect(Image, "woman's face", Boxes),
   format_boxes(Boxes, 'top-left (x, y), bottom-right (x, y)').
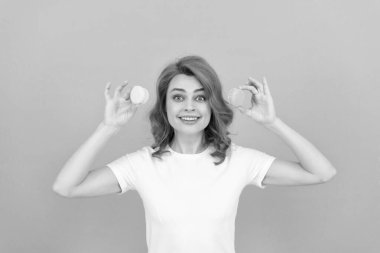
top-left (166, 74), bottom-right (211, 137)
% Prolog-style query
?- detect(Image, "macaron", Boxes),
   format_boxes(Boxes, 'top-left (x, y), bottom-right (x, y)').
top-left (130, 86), bottom-right (149, 105)
top-left (227, 88), bottom-right (245, 107)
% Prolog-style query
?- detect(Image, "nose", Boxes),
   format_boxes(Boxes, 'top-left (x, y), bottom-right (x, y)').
top-left (184, 99), bottom-right (196, 111)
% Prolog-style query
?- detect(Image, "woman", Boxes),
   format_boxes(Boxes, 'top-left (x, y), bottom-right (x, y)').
top-left (53, 55), bottom-right (336, 252)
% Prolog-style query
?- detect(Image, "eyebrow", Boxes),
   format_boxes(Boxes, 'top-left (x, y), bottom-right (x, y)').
top-left (170, 88), bottom-right (205, 93)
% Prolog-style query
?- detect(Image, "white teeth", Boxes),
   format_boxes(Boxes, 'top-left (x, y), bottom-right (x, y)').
top-left (181, 117), bottom-right (198, 121)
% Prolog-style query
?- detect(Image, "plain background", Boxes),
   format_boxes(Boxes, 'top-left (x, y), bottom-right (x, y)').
top-left (1, 0), bottom-right (379, 252)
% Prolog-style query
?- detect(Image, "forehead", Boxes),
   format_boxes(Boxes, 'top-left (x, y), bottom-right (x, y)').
top-left (167, 74), bottom-right (203, 93)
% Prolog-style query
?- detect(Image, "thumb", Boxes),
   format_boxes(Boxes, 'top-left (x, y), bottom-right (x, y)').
top-left (237, 106), bottom-right (247, 114)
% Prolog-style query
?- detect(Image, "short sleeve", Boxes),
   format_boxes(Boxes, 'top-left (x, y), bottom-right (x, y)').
top-left (106, 147), bottom-right (151, 195)
top-left (107, 155), bottom-right (136, 195)
top-left (246, 148), bottom-right (276, 189)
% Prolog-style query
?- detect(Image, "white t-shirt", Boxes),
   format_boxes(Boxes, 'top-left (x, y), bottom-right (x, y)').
top-left (107, 142), bottom-right (276, 253)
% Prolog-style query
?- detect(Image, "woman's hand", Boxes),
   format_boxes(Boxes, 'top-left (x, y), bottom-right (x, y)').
top-left (103, 81), bottom-right (139, 128)
top-left (236, 77), bottom-right (277, 125)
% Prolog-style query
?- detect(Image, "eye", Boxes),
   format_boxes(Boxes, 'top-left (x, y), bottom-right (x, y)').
top-left (197, 95), bottom-right (206, 101)
top-left (172, 95), bottom-right (183, 101)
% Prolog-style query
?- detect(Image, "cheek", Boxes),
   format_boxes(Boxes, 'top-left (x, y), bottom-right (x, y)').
top-left (201, 107), bottom-right (212, 124)
top-left (166, 102), bottom-right (178, 120)
top-left (204, 104), bottom-right (212, 116)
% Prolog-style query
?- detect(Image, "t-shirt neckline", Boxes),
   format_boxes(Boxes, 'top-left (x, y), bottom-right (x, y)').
top-left (167, 144), bottom-right (211, 157)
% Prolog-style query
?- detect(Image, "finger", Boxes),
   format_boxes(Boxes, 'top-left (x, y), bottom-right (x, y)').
top-left (122, 80), bottom-right (131, 100)
top-left (114, 81), bottom-right (129, 99)
top-left (262, 77), bottom-right (271, 96)
top-left (248, 77), bottom-right (264, 93)
top-left (237, 106), bottom-right (248, 115)
top-left (239, 85), bottom-right (259, 95)
top-left (119, 96), bottom-right (131, 105)
top-left (122, 86), bottom-right (133, 101)
top-left (225, 98), bottom-right (234, 106)
top-left (104, 82), bottom-right (112, 100)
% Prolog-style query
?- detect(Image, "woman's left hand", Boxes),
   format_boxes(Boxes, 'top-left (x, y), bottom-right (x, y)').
top-left (237, 77), bottom-right (277, 125)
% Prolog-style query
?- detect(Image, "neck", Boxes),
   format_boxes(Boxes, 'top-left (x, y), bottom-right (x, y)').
top-left (170, 135), bottom-right (208, 154)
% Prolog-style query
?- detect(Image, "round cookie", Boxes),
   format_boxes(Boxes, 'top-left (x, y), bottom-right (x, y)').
top-left (227, 88), bottom-right (243, 107)
top-left (130, 86), bottom-right (149, 105)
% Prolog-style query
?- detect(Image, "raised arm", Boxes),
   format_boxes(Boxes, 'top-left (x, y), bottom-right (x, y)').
top-left (52, 81), bottom-right (139, 197)
top-left (262, 118), bottom-right (336, 185)
top-left (235, 77), bottom-right (337, 186)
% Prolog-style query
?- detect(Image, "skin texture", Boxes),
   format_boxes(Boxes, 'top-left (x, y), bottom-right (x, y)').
top-left (166, 74), bottom-right (211, 154)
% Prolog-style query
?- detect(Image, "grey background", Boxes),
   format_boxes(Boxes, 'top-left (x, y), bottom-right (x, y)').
top-left (1, 0), bottom-right (379, 252)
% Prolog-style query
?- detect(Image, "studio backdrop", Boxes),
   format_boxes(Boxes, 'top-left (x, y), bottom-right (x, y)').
top-left (1, 1), bottom-right (379, 252)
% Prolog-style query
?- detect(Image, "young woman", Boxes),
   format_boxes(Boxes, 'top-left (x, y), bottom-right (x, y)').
top-left (53, 55), bottom-right (336, 253)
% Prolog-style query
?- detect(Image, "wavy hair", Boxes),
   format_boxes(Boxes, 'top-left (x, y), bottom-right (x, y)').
top-left (149, 55), bottom-right (234, 165)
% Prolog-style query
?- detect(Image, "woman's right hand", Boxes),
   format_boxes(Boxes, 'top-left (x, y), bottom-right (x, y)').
top-left (103, 81), bottom-right (139, 128)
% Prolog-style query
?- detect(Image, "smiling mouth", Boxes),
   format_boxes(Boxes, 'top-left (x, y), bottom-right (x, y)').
top-left (178, 116), bottom-right (200, 120)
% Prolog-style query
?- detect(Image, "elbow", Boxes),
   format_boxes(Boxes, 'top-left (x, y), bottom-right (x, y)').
top-left (320, 167), bottom-right (337, 183)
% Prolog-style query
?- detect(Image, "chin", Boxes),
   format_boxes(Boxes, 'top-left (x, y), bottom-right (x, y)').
top-left (174, 124), bottom-right (208, 135)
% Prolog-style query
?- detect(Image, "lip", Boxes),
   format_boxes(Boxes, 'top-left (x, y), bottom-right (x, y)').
top-left (178, 116), bottom-right (201, 123)
top-left (179, 116), bottom-right (200, 125)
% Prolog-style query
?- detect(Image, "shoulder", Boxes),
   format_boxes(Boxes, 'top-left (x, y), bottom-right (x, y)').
top-left (229, 142), bottom-right (273, 161)
top-left (127, 146), bottom-right (156, 159)
top-left (230, 142), bottom-right (262, 155)
top-left (110, 146), bottom-right (156, 170)
top-left (113, 146), bottom-right (156, 165)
